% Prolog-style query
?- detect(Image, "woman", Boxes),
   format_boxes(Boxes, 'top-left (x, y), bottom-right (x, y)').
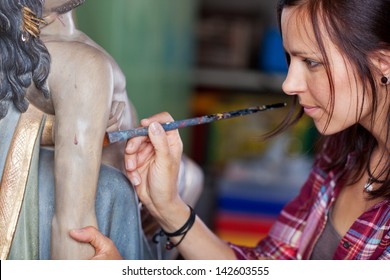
top-left (73, 0), bottom-right (390, 259)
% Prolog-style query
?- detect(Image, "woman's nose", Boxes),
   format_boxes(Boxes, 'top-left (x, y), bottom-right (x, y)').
top-left (282, 64), bottom-right (306, 96)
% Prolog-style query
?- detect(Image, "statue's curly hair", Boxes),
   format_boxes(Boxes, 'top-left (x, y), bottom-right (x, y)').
top-left (0, 0), bottom-right (50, 119)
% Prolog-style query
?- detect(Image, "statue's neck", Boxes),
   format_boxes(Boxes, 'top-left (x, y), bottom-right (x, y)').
top-left (41, 12), bottom-right (77, 38)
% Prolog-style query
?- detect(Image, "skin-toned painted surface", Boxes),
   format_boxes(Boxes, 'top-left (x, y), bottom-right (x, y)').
top-left (25, 0), bottom-right (135, 259)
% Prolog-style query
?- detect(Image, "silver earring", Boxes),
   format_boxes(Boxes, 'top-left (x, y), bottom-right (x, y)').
top-left (381, 76), bottom-right (389, 85)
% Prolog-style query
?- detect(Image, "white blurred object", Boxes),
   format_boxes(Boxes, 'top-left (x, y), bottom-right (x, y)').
top-left (178, 155), bottom-right (205, 208)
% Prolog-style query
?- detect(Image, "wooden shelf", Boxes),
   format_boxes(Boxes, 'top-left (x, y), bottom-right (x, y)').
top-left (193, 68), bottom-right (285, 92)
top-left (200, 0), bottom-right (275, 13)
top-left (200, 0), bottom-right (278, 23)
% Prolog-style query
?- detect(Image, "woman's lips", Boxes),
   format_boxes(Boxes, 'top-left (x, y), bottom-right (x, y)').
top-left (301, 104), bottom-right (319, 117)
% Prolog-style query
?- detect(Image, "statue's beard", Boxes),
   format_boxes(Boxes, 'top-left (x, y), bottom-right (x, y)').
top-left (52, 0), bottom-right (86, 14)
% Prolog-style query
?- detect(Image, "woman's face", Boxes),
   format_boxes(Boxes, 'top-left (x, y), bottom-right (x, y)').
top-left (281, 7), bottom-right (372, 135)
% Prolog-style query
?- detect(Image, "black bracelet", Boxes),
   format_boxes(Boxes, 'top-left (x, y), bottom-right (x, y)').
top-left (152, 205), bottom-right (196, 250)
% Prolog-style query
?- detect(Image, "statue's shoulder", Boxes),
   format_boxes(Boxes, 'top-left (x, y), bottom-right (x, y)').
top-left (46, 39), bottom-right (112, 76)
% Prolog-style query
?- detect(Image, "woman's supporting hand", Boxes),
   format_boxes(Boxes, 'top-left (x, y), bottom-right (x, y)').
top-left (69, 226), bottom-right (123, 260)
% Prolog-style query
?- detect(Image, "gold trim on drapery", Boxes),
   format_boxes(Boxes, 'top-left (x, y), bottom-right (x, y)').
top-left (0, 105), bottom-right (44, 260)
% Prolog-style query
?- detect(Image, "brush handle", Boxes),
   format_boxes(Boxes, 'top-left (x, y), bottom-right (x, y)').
top-left (106, 102), bottom-right (286, 144)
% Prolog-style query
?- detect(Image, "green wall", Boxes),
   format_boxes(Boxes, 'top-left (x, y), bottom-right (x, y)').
top-left (76, 0), bottom-right (198, 146)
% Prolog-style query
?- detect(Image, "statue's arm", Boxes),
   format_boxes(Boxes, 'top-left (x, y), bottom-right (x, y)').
top-left (49, 46), bottom-right (113, 259)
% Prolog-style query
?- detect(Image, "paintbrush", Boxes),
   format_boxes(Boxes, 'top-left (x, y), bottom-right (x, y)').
top-left (103, 102), bottom-right (287, 145)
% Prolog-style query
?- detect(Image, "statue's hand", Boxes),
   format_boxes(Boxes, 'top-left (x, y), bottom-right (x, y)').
top-left (69, 226), bottom-right (123, 260)
top-left (106, 101), bottom-right (125, 132)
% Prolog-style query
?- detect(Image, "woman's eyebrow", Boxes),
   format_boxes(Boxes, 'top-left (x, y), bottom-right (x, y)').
top-left (289, 49), bottom-right (316, 56)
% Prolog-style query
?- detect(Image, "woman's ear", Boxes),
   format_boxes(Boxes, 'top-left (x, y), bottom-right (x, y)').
top-left (376, 49), bottom-right (390, 75)
top-left (371, 49), bottom-right (390, 85)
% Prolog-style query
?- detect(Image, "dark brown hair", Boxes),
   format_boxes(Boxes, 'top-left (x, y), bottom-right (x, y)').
top-left (277, 0), bottom-right (390, 199)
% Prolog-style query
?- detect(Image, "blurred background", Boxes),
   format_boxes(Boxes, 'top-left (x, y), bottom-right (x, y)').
top-left (76, 0), bottom-right (317, 247)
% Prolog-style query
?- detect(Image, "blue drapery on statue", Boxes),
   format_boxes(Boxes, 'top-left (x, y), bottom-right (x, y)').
top-left (38, 147), bottom-right (146, 260)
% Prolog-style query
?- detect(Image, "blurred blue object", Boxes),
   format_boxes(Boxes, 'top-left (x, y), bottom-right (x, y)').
top-left (259, 27), bottom-right (288, 74)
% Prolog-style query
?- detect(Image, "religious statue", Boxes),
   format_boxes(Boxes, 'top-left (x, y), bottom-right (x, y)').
top-left (0, 0), bottom-right (203, 260)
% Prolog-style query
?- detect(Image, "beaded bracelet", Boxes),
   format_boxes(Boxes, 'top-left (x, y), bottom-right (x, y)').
top-left (152, 205), bottom-right (196, 250)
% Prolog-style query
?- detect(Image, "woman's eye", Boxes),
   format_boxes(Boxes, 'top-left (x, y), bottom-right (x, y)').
top-left (303, 58), bottom-right (320, 68)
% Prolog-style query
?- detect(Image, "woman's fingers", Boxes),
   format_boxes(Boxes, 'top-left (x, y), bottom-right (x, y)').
top-left (140, 112), bottom-right (174, 127)
top-left (125, 136), bottom-right (154, 186)
top-left (148, 122), bottom-right (171, 159)
top-left (69, 226), bottom-right (122, 260)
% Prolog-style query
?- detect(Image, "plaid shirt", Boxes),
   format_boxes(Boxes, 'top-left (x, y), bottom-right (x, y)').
top-left (230, 153), bottom-right (390, 260)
